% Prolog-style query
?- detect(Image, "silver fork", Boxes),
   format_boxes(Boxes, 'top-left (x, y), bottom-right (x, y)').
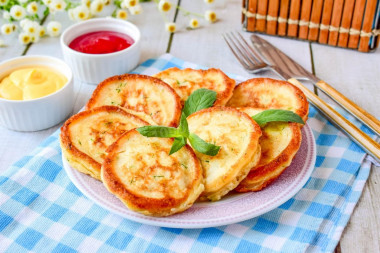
top-left (222, 32), bottom-right (272, 74)
top-left (223, 32), bottom-right (293, 80)
top-left (222, 31), bottom-right (380, 163)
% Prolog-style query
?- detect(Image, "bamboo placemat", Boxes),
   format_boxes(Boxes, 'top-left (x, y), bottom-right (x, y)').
top-left (242, 0), bottom-right (380, 52)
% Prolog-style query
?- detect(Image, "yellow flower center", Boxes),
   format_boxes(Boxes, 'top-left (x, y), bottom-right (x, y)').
top-left (23, 36), bottom-right (29, 42)
top-left (130, 0), bottom-right (136, 6)
top-left (40, 30), bottom-right (45, 36)
top-left (5, 28), bottom-right (11, 34)
top-left (52, 27), bottom-right (58, 32)
top-left (56, 3), bottom-right (62, 9)
top-left (15, 11), bottom-right (22, 17)
top-left (119, 12), bottom-right (126, 18)
top-left (162, 2), bottom-right (170, 11)
top-left (97, 5), bottom-right (103, 11)
top-left (210, 13), bottom-right (216, 21)
top-left (29, 27), bottom-right (35, 33)
top-left (32, 6), bottom-right (37, 11)
top-left (79, 12), bottom-right (85, 19)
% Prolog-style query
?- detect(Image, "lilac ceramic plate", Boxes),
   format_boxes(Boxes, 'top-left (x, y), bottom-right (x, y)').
top-left (63, 123), bottom-right (316, 229)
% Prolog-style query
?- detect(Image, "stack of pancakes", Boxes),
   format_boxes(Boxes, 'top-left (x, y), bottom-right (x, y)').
top-left (60, 68), bottom-right (308, 217)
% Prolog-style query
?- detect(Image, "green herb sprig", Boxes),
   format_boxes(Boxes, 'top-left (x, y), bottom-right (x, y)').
top-left (137, 89), bottom-right (305, 156)
top-left (137, 89), bottom-right (220, 156)
top-left (251, 109), bottom-right (304, 127)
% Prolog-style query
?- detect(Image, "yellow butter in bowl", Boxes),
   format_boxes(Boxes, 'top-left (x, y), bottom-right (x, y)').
top-left (0, 67), bottom-right (67, 100)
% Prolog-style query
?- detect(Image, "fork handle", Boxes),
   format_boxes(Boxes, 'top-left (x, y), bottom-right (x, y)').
top-left (288, 78), bottom-right (380, 163)
top-left (314, 80), bottom-right (380, 136)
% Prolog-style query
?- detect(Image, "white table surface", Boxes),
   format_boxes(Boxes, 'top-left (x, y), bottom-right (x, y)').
top-left (1, 1), bottom-right (379, 252)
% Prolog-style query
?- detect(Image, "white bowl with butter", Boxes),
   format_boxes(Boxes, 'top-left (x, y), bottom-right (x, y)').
top-left (0, 55), bottom-right (74, 131)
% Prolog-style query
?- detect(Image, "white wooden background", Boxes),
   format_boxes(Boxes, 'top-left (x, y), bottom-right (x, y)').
top-left (0, 0), bottom-right (379, 252)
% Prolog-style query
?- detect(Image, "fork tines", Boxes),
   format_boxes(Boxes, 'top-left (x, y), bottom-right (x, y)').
top-left (223, 32), bottom-right (268, 73)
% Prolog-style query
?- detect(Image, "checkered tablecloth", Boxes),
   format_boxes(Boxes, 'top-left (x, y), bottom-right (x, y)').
top-left (0, 54), bottom-right (376, 253)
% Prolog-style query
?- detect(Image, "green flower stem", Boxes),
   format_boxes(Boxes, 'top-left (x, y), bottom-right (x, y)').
top-left (176, 5), bottom-right (203, 18)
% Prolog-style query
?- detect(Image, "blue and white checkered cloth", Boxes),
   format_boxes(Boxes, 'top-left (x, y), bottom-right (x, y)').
top-left (0, 54), bottom-right (376, 253)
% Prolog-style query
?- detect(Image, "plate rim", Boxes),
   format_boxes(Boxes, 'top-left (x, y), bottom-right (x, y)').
top-left (62, 123), bottom-right (316, 229)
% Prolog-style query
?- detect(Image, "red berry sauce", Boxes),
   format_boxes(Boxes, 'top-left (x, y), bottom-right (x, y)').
top-left (69, 31), bottom-right (134, 54)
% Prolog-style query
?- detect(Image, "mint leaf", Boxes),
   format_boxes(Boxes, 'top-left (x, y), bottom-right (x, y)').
top-left (251, 109), bottom-right (305, 127)
top-left (169, 137), bottom-right (186, 155)
top-left (183, 88), bottom-right (217, 117)
top-left (188, 133), bottom-right (220, 156)
top-left (137, 89), bottom-right (220, 156)
top-left (178, 113), bottom-right (189, 137)
top-left (137, 126), bottom-right (181, 137)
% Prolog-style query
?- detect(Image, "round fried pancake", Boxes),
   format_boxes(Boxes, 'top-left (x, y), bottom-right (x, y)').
top-left (226, 78), bottom-right (309, 122)
top-left (86, 74), bottom-right (182, 127)
top-left (235, 107), bottom-right (302, 192)
top-left (187, 107), bottom-right (262, 201)
top-left (60, 106), bottom-right (149, 181)
top-left (102, 130), bottom-right (204, 217)
top-left (154, 67), bottom-right (235, 106)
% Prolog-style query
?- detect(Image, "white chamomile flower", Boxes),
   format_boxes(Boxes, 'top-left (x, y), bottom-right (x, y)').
top-left (123, 0), bottom-right (137, 8)
top-left (0, 0), bottom-right (8, 6)
top-left (116, 9), bottom-right (128, 20)
top-left (50, 0), bottom-right (67, 12)
top-left (0, 39), bottom-right (6, 47)
top-left (10, 5), bottom-right (26, 20)
top-left (158, 0), bottom-right (172, 12)
top-left (102, 0), bottom-right (112, 5)
top-left (73, 5), bottom-right (91, 20)
top-left (204, 10), bottom-right (217, 23)
top-left (204, 0), bottom-right (214, 3)
top-left (18, 32), bottom-right (31, 44)
top-left (23, 22), bottom-right (39, 36)
top-left (1, 24), bottom-right (14, 35)
top-left (30, 34), bottom-right (40, 43)
top-left (165, 22), bottom-right (176, 33)
top-left (20, 18), bottom-right (32, 28)
top-left (38, 26), bottom-right (46, 37)
top-left (189, 18), bottom-right (199, 29)
top-left (27, 2), bottom-right (39, 14)
top-left (90, 0), bottom-right (104, 14)
top-left (128, 4), bottom-right (142, 15)
top-left (120, 1), bottom-right (128, 9)
top-left (3, 11), bottom-right (11, 20)
top-left (81, 0), bottom-right (91, 8)
top-left (46, 21), bottom-right (62, 37)
top-left (42, 0), bottom-right (52, 5)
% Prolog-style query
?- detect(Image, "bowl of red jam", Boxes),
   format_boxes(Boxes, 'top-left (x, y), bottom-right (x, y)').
top-left (60, 18), bottom-right (141, 84)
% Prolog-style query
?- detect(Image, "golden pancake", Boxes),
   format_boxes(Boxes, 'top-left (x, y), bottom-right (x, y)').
top-left (235, 107), bottom-right (302, 192)
top-left (60, 106), bottom-right (149, 181)
top-left (102, 130), bottom-right (204, 216)
top-left (86, 74), bottom-right (182, 127)
top-left (187, 107), bottom-right (262, 201)
top-left (226, 78), bottom-right (309, 122)
top-left (154, 67), bottom-right (235, 106)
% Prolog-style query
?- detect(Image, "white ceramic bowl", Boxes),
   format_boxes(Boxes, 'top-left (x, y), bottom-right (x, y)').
top-left (0, 55), bottom-right (74, 131)
top-left (60, 17), bottom-right (141, 84)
